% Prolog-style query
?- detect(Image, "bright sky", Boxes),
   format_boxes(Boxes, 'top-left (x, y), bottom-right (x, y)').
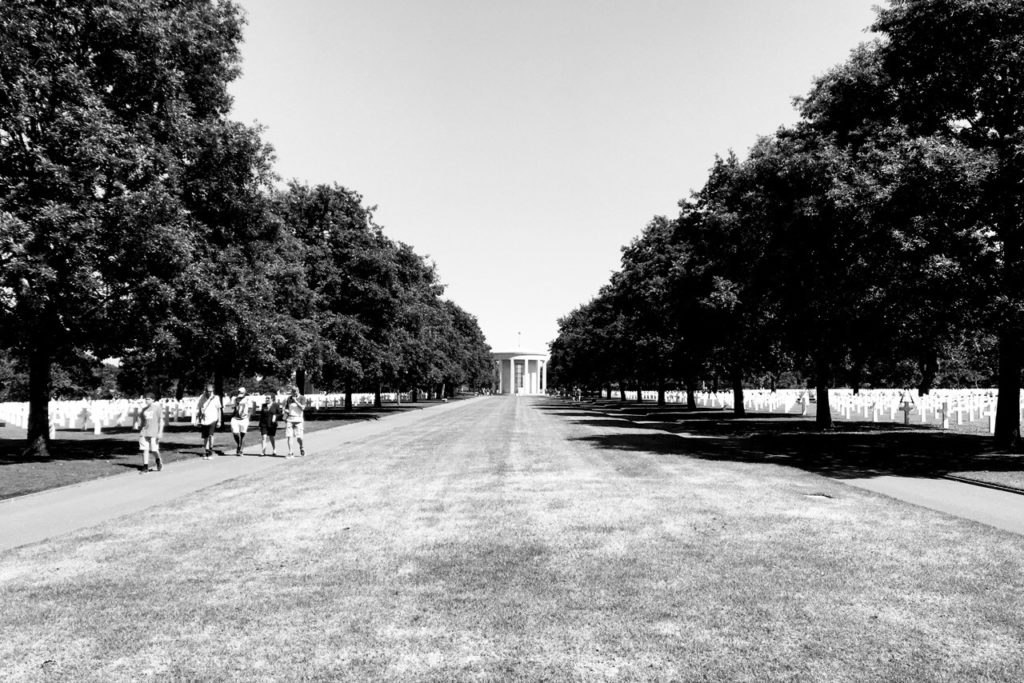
top-left (228, 0), bottom-right (880, 354)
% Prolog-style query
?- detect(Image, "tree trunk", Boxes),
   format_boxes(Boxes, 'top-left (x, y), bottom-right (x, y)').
top-left (295, 368), bottom-right (306, 394)
top-left (25, 345), bottom-right (52, 457)
top-left (993, 148), bottom-right (1022, 449)
top-left (994, 327), bottom-right (1022, 449)
top-left (657, 381), bottom-right (666, 407)
top-left (685, 377), bottom-right (698, 411)
top-left (175, 380), bottom-right (185, 401)
top-left (619, 382), bottom-right (627, 401)
top-left (635, 383), bottom-right (643, 403)
top-left (848, 361), bottom-right (863, 396)
top-left (213, 370), bottom-right (224, 398)
top-left (731, 368), bottom-right (745, 417)
top-left (815, 355), bottom-right (833, 430)
top-left (374, 385), bottom-right (382, 408)
top-left (411, 388), bottom-right (419, 403)
top-left (344, 388), bottom-right (353, 411)
top-left (917, 350), bottom-right (938, 396)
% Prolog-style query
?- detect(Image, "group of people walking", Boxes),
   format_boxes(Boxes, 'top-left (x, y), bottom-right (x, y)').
top-left (136, 385), bottom-right (308, 473)
top-left (194, 385), bottom-right (307, 459)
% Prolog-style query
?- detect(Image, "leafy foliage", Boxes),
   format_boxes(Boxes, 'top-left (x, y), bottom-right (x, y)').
top-left (551, 0), bottom-right (1012, 443)
top-left (0, 1), bottom-right (493, 455)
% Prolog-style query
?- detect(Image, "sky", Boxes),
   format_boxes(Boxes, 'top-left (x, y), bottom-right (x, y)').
top-left (227, 0), bottom-right (881, 354)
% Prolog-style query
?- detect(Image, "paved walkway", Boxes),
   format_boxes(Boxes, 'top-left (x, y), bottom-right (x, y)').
top-left (0, 398), bottom-right (482, 552)
top-left (840, 476), bottom-right (1024, 535)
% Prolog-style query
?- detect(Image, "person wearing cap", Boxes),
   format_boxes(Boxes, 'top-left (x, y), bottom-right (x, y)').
top-left (229, 387), bottom-right (255, 456)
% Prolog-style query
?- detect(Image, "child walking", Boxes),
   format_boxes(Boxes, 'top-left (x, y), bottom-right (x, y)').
top-left (135, 393), bottom-right (165, 473)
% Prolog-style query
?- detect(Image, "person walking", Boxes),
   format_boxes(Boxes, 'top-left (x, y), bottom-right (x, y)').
top-left (258, 393), bottom-right (283, 456)
top-left (135, 393), bottom-right (165, 473)
top-left (194, 384), bottom-right (222, 459)
top-left (228, 387), bottom-right (255, 456)
top-left (284, 385), bottom-right (307, 458)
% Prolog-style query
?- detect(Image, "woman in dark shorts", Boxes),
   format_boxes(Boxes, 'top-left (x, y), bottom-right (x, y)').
top-left (258, 394), bottom-right (283, 456)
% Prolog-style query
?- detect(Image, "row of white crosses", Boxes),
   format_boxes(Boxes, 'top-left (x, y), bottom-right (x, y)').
top-left (306, 392), bottom-right (412, 409)
top-left (0, 391), bottom-right (424, 438)
top-left (736, 388), bottom-right (1002, 432)
top-left (593, 388), bottom-right (1008, 434)
top-left (0, 398), bottom-right (200, 438)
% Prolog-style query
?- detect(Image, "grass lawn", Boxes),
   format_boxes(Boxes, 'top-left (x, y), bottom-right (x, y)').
top-left (0, 400), bottom-right (457, 500)
top-left (1, 397), bottom-right (1023, 681)
top-left (587, 399), bottom-right (1024, 494)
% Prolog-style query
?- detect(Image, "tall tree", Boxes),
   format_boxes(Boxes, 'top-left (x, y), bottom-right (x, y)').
top-left (613, 216), bottom-right (681, 405)
top-left (0, 0), bottom-right (249, 456)
top-left (872, 0), bottom-right (1024, 447)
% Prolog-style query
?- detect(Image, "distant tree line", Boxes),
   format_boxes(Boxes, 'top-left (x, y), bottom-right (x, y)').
top-left (0, 0), bottom-right (493, 457)
top-left (550, 0), bottom-right (1024, 448)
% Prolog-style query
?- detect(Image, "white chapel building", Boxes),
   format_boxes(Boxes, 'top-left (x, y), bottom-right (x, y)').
top-left (492, 351), bottom-right (549, 396)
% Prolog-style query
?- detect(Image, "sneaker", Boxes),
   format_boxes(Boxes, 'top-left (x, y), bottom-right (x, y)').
top-left (139, 466), bottom-right (151, 474)
top-left (300, 448), bottom-right (305, 457)
top-left (155, 457), bottom-right (163, 472)
top-left (286, 452), bottom-right (294, 459)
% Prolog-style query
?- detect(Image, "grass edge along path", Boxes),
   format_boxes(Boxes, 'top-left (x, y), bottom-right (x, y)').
top-left (1, 397), bottom-right (1023, 681)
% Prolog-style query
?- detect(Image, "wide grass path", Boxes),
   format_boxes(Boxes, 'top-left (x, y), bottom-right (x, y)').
top-left (1, 396), bottom-right (1023, 681)
top-left (0, 399), bottom-right (481, 552)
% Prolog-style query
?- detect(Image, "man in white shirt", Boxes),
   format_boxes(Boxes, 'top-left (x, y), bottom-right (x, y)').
top-left (194, 384), bottom-right (222, 459)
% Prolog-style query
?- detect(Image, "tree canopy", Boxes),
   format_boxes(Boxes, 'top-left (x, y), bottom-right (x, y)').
top-left (549, 0), bottom-right (1016, 446)
top-left (0, 0), bottom-right (493, 456)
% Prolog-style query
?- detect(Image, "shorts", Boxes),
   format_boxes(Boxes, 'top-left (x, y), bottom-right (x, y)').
top-left (138, 435), bottom-right (160, 454)
top-left (285, 421), bottom-right (304, 438)
top-left (230, 417), bottom-right (250, 434)
top-left (259, 423), bottom-right (278, 437)
top-left (200, 423), bottom-right (217, 439)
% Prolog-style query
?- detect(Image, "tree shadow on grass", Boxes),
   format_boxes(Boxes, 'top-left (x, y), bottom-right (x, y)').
top-left (535, 398), bottom-right (1023, 480)
top-left (0, 432), bottom-right (201, 465)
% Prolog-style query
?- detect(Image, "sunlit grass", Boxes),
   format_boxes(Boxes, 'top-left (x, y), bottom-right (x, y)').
top-left (1, 398), bottom-right (1022, 681)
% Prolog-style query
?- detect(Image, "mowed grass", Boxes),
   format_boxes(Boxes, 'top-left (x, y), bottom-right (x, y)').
top-left (1, 397), bottom-right (1023, 681)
